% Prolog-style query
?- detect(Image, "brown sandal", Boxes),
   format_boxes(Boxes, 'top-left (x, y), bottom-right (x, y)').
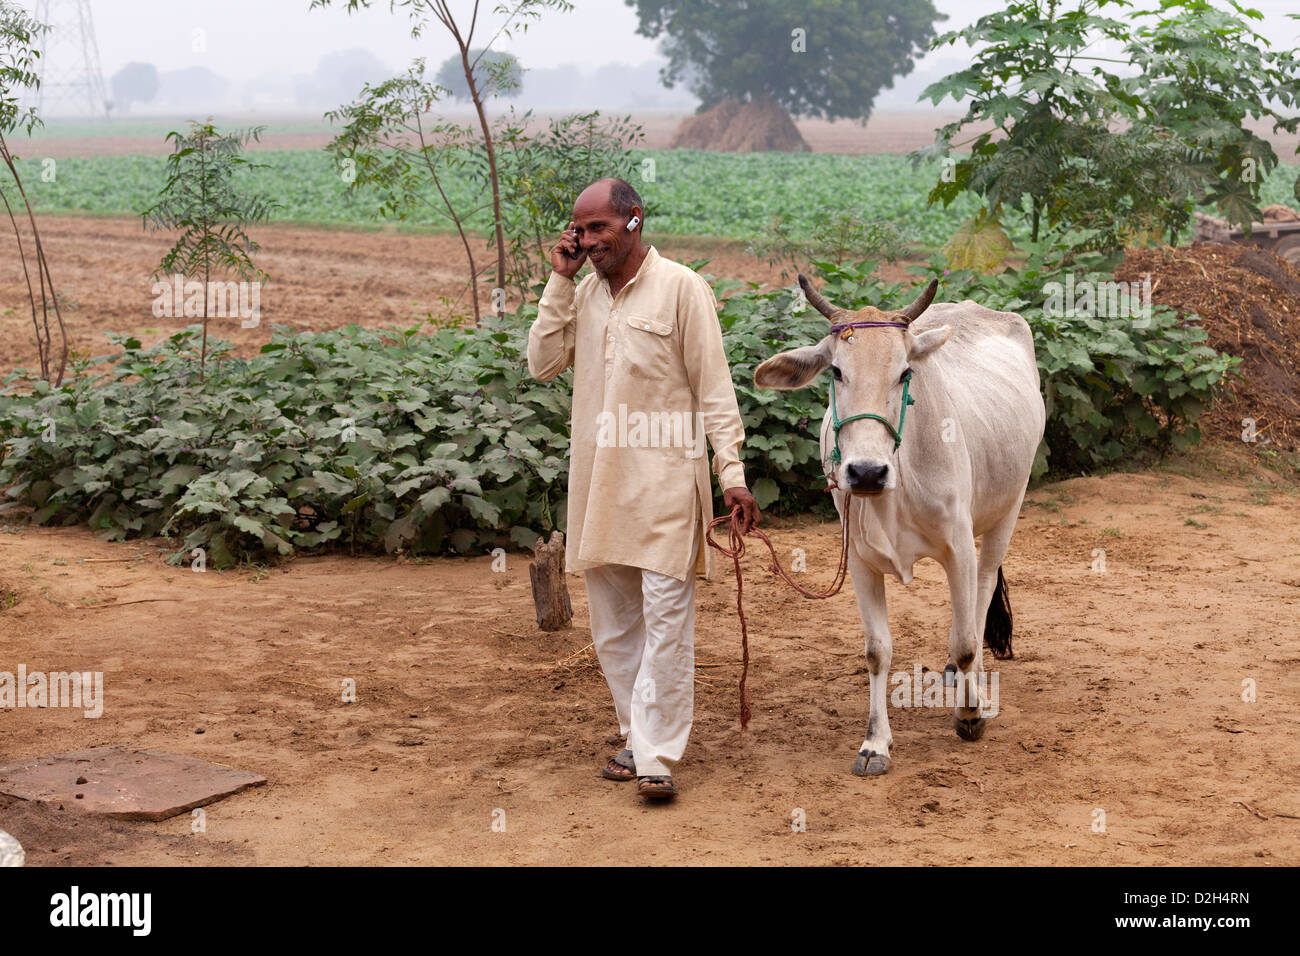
top-left (637, 775), bottom-right (677, 799)
top-left (601, 748), bottom-right (636, 781)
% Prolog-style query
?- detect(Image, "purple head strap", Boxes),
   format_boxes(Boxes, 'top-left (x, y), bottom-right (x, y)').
top-left (828, 320), bottom-right (908, 337)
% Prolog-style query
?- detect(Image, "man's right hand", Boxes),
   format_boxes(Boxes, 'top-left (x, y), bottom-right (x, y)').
top-left (550, 220), bottom-right (586, 279)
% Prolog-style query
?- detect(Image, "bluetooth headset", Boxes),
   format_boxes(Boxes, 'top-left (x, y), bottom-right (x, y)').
top-left (564, 215), bottom-right (641, 260)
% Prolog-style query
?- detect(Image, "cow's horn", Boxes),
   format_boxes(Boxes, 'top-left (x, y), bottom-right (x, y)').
top-left (899, 278), bottom-right (939, 323)
top-left (797, 273), bottom-right (839, 321)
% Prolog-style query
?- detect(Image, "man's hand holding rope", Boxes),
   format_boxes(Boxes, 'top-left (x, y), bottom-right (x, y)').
top-left (723, 486), bottom-right (759, 535)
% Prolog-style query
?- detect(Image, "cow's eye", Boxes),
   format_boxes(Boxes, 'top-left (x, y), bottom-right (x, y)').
top-left (831, 365), bottom-right (843, 381)
top-left (899, 367), bottom-right (912, 384)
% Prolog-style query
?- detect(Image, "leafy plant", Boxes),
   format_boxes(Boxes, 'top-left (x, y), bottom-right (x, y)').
top-left (917, 0), bottom-right (1300, 264)
top-left (746, 209), bottom-right (909, 280)
top-left (1121, 1), bottom-right (1300, 224)
top-left (0, 317), bottom-right (571, 567)
top-left (0, 249), bottom-right (1239, 564)
top-left (434, 48), bottom-right (522, 101)
top-left (141, 120), bottom-right (277, 378)
top-left (18, 147), bottom-right (1298, 248)
top-left (816, 247), bottom-right (1240, 473)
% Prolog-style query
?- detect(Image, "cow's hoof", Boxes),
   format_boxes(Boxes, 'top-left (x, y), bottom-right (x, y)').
top-left (942, 663), bottom-right (957, 687)
top-left (953, 715), bottom-right (987, 741)
top-left (853, 750), bottom-right (891, 777)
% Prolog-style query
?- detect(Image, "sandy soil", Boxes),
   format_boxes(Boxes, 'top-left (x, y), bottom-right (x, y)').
top-left (0, 215), bottom-right (918, 373)
top-left (1, 458), bottom-right (1297, 865)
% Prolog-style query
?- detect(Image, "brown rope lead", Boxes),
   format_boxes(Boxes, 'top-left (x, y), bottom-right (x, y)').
top-left (705, 488), bottom-right (854, 730)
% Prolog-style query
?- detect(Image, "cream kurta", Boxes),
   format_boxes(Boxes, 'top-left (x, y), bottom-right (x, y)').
top-left (527, 246), bottom-right (746, 582)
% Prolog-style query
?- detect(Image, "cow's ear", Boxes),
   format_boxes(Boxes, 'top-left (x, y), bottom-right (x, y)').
top-left (754, 337), bottom-right (834, 390)
top-left (907, 325), bottom-right (950, 361)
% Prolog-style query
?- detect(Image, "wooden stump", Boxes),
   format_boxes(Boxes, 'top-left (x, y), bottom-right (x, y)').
top-left (529, 531), bottom-right (573, 631)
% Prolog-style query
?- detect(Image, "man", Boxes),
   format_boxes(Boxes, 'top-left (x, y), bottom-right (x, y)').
top-left (527, 178), bottom-right (759, 800)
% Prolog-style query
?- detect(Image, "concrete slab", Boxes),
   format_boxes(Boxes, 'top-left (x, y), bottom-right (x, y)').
top-left (0, 746), bottom-right (266, 821)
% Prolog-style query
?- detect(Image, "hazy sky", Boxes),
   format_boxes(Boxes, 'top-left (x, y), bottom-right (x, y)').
top-left (23, 0), bottom-right (1300, 94)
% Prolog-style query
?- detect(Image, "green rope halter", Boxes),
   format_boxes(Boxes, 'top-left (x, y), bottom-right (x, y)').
top-left (828, 368), bottom-right (916, 465)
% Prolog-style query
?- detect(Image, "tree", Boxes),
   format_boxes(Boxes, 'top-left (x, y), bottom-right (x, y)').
top-left (312, 0), bottom-right (573, 309)
top-left (1, 0), bottom-right (67, 385)
top-left (327, 62), bottom-right (642, 321)
top-left (435, 48), bottom-right (521, 101)
top-left (917, 0), bottom-right (1300, 266)
top-left (142, 122), bottom-right (277, 379)
top-left (109, 62), bottom-right (159, 113)
top-left (626, 0), bottom-right (942, 146)
top-left (327, 61), bottom-right (488, 323)
top-left (1121, 1), bottom-right (1300, 225)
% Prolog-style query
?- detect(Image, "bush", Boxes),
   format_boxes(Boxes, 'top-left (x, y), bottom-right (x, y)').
top-left (0, 251), bottom-right (1239, 565)
top-left (0, 320), bottom-right (569, 567)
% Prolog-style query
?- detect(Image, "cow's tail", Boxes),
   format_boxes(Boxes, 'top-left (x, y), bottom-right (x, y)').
top-left (984, 567), bottom-right (1014, 659)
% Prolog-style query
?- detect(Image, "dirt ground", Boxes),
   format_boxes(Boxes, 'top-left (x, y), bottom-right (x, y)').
top-left (0, 215), bottom-right (917, 372)
top-left (1, 456), bottom-right (1297, 865)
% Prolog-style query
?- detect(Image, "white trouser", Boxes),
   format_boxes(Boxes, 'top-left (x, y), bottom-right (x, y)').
top-left (584, 537), bottom-right (699, 778)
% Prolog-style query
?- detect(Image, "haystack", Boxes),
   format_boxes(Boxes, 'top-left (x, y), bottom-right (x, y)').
top-left (670, 95), bottom-right (810, 152)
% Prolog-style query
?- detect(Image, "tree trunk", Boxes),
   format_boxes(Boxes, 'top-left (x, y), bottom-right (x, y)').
top-left (529, 531), bottom-right (572, 631)
top-left (459, 44), bottom-right (507, 300)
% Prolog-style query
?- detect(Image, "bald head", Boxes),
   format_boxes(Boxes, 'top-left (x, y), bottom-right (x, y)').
top-left (571, 177), bottom-right (645, 278)
top-left (575, 178), bottom-right (643, 226)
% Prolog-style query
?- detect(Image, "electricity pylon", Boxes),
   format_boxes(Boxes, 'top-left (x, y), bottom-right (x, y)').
top-left (30, 0), bottom-right (110, 117)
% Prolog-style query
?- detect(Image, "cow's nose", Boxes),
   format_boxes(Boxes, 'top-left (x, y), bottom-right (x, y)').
top-left (846, 461), bottom-right (889, 493)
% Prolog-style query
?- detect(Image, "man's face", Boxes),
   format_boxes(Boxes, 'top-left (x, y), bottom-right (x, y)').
top-left (572, 190), bottom-right (637, 276)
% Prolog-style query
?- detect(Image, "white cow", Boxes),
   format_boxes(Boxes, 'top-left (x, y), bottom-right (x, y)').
top-left (754, 275), bottom-right (1045, 775)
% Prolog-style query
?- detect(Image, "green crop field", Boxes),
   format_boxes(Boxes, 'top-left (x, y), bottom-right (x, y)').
top-left (11, 148), bottom-right (1299, 248)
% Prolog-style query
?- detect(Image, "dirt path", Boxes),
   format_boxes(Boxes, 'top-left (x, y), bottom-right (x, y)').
top-left (1, 462), bottom-right (1297, 865)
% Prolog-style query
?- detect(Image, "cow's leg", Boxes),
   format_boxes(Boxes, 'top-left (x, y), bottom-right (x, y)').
top-left (848, 552), bottom-right (893, 776)
top-left (944, 494), bottom-right (1026, 685)
top-left (939, 530), bottom-right (986, 740)
top-left (974, 492), bottom-right (1026, 661)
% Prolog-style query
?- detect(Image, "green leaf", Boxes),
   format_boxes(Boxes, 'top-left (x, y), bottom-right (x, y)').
top-left (312, 470), bottom-right (355, 495)
top-left (462, 494), bottom-right (501, 524)
top-left (751, 477), bottom-right (781, 510)
top-left (418, 486), bottom-right (451, 513)
top-left (942, 208), bottom-right (1014, 273)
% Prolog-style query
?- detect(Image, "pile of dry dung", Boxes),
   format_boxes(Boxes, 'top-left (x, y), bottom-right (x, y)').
top-left (1116, 243), bottom-right (1300, 450)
